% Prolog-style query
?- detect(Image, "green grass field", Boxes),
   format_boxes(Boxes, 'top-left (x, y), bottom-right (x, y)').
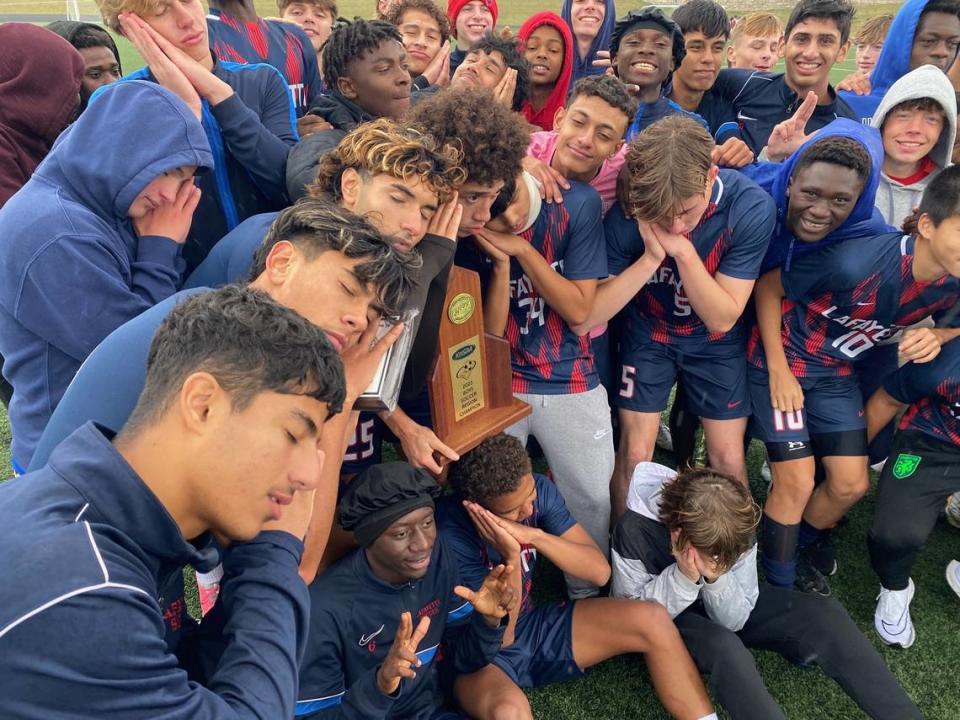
top-left (5, 0), bottom-right (960, 716)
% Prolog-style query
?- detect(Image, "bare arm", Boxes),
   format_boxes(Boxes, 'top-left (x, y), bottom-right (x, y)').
top-left (866, 386), bottom-right (905, 444)
top-left (754, 269), bottom-right (806, 413)
top-left (653, 222), bottom-right (754, 334)
top-left (476, 228), bottom-right (598, 328)
top-left (521, 522), bottom-right (611, 587)
top-left (570, 252), bottom-right (664, 335)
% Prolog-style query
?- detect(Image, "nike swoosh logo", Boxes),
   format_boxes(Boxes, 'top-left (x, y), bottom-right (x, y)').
top-left (737, 111), bottom-right (757, 121)
top-left (727, 400), bottom-right (743, 409)
top-left (856, 302), bottom-right (874, 306)
top-left (593, 430), bottom-right (609, 440)
top-left (358, 625), bottom-right (385, 646)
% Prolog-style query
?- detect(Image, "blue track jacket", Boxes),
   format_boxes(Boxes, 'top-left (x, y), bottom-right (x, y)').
top-left (0, 423), bottom-right (310, 719)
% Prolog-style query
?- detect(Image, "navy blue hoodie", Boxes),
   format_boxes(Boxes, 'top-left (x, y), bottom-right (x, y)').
top-left (841, 0), bottom-right (935, 125)
top-left (741, 118), bottom-right (892, 273)
top-left (0, 80), bottom-right (213, 471)
top-left (0, 423), bottom-right (309, 719)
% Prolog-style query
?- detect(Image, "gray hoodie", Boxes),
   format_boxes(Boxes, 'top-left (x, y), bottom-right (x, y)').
top-left (872, 64), bottom-right (957, 228)
top-left (610, 463), bottom-right (759, 632)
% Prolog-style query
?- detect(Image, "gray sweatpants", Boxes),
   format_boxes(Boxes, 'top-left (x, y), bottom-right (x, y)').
top-left (506, 384), bottom-right (615, 598)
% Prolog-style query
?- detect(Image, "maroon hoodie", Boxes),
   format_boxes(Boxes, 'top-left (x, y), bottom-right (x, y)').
top-left (0, 23), bottom-right (84, 208)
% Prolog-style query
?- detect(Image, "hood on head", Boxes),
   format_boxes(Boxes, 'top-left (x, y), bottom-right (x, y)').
top-left (870, 0), bottom-right (935, 96)
top-left (38, 80), bottom-right (214, 219)
top-left (872, 64), bottom-right (957, 169)
top-left (760, 118), bottom-right (892, 271)
top-left (518, 12), bottom-right (575, 131)
top-left (561, 0), bottom-right (617, 77)
top-left (0, 23), bottom-right (84, 150)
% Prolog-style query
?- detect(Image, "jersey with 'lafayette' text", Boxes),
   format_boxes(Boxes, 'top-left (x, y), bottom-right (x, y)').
top-left (748, 234), bottom-right (960, 378)
top-left (885, 338), bottom-right (960, 447)
top-left (505, 182), bottom-right (607, 395)
top-left (605, 169), bottom-right (773, 348)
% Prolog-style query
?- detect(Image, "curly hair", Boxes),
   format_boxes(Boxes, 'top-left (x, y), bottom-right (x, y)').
top-left (792, 135), bottom-right (872, 186)
top-left (567, 74), bottom-right (637, 126)
top-left (307, 118), bottom-right (465, 204)
top-left (385, 0), bottom-right (451, 40)
top-left (322, 18), bottom-right (403, 88)
top-left (406, 87), bottom-right (530, 187)
top-left (448, 433), bottom-right (532, 501)
top-left (625, 115), bottom-right (714, 223)
top-left (249, 198), bottom-right (420, 318)
top-left (658, 467), bottom-right (760, 573)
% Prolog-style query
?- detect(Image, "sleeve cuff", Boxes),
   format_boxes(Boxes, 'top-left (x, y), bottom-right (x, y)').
top-left (136, 234), bottom-right (182, 266)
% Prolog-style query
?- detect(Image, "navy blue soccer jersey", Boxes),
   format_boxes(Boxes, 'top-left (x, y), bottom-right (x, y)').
top-left (208, 10), bottom-right (322, 116)
top-left (885, 339), bottom-right (960, 447)
top-left (438, 474), bottom-right (576, 617)
top-left (710, 69), bottom-right (857, 156)
top-left (505, 181), bottom-right (607, 395)
top-left (748, 234), bottom-right (960, 378)
top-left (605, 169), bottom-right (774, 348)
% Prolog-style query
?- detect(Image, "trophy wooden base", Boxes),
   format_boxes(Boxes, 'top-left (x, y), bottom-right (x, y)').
top-left (429, 267), bottom-right (531, 459)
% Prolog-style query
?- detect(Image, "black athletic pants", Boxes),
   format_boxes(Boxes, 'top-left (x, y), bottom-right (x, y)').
top-left (868, 430), bottom-right (960, 590)
top-left (675, 584), bottom-right (922, 720)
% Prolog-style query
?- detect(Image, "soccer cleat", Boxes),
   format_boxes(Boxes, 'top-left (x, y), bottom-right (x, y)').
top-left (794, 552), bottom-right (831, 597)
top-left (946, 494), bottom-right (960, 530)
top-left (946, 560), bottom-right (960, 600)
top-left (807, 529), bottom-right (838, 577)
top-left (874, 580), bottom-right (916, 649)
top-left (655, 421), bottom-right (673, 452)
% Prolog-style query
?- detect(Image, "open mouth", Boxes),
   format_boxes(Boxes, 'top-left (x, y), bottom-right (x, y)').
top-left (794, 61), bottom-right (822, 74)
top-left (800, 216), bottom-right (830, 235)
top-left (531, 63), bottom-right (551, 75)
top-left (631, 61), bottom-right (657, 72)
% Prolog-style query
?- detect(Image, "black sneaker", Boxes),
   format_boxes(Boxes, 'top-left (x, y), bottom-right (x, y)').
top-left (807, 530), bottom-right (838, 577)
top-left (795, 553), bottom-right (832, 597)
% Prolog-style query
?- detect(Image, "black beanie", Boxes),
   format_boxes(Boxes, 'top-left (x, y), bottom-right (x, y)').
top-left (339, 462), bottom-right (442, 547)
top-left (609, 7), bottom-right (686, 70)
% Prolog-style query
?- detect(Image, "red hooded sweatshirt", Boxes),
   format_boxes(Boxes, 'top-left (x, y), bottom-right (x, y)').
top-left (518, 12), bottom-right (574, 132)
top-left (0, 24), bottom-right (84, 208)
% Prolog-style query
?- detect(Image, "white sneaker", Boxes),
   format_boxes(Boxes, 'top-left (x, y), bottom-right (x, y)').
top-left (655, 421), bottom-right (673, 452)
top-left (874, 579), bottom-right (916, 649)
top-left (946, 560), bottom-right (960, 600)
top-left (945, 494), bottom-right (960, 530)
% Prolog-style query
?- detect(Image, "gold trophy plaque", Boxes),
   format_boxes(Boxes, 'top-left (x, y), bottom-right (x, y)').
top-left (429, 267), bottom-right (530, 456)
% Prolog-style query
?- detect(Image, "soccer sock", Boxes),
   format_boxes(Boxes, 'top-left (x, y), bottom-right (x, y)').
top-left (761, 513), bottom-right (800, 588)
top-left (798, 519), bottom-right (822, 551)
top-left (697, 714), bottom-right (719, 720)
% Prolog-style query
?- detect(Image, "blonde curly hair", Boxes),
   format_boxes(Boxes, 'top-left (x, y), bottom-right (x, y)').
top-left (307, 118), bottom-right (466, 204)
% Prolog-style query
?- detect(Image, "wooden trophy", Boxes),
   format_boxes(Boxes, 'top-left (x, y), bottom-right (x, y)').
top-left (429, 266), bottom-right (530, 457)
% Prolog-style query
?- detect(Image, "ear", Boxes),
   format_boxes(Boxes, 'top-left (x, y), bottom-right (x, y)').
top-left (340, 167), bottom-right (363, 208)
top-left (177, 372), bottom-right (223, 437)
top-left (917, 212), bottom-right (936, 240)
top-left (337, 75), bottom-right (358, 100)
top-left (786, 175), bottom-right (794, 197)
top-left (778, 36), bottom-right (786, 59)
top-left (708, 164), bottom-right (720, 183)
top-left (553, 105), bottom-right (566, 130)
top-left (836, 39), bottom-right (851, 63)
top-left (262, 240), bottom-right (297, 286)
top-left (725, 44), bottom-right (735, 65)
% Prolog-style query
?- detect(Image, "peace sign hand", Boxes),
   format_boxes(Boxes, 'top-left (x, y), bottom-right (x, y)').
top-left (764, 91), bottom-right (818, 163)
top-left (455, 563), bottom-right (518, 626)
top-left (376, 612), bottom-right (431, 695)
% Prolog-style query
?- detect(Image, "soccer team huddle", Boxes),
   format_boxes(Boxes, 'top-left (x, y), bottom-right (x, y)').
top-left (1, 0), bottom-right (959, 716)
